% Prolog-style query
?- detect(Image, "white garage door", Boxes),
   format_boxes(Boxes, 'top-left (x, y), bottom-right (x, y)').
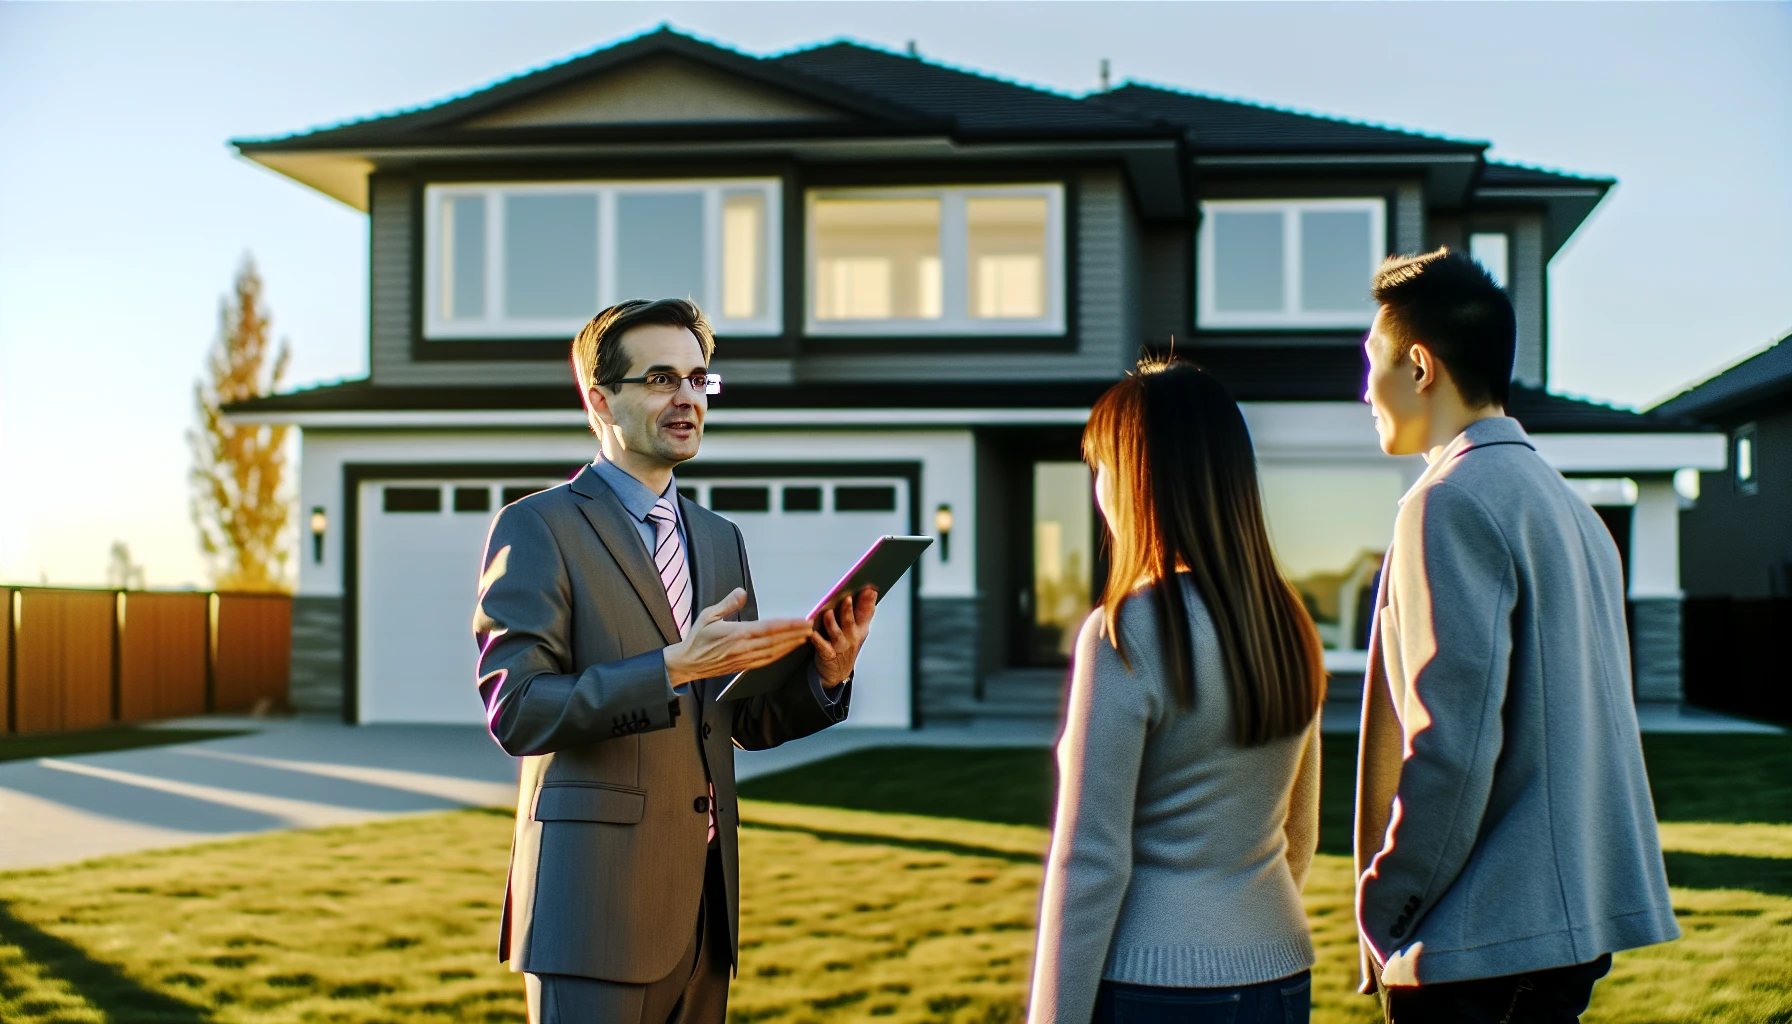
top-left (356, 474), bottom-right (913, 727)
top-left (682, 476), bottom-right (912, 728)
top-left (357, 478), bottom-right (560, 725)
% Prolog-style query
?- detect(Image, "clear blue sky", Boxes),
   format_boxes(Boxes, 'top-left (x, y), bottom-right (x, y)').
top-left (2, 1), bottom-right (1788, 588)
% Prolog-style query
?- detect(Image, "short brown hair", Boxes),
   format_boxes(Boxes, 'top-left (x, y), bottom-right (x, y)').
top-left (1371, 248), bottom-right (1515, 407)
top-left (571, 298), bottom-right (716, 390)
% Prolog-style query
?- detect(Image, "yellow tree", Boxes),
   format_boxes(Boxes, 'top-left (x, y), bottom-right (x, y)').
top-left (189, 254), bottom-right (293, 592)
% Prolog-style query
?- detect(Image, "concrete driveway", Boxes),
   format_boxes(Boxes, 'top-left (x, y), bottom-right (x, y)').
top-left (0, 715), bottom-right (1055, 871)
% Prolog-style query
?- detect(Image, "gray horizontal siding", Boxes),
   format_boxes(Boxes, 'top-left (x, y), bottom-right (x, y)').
top-left (1140, 225), bottom-right (1188, 347)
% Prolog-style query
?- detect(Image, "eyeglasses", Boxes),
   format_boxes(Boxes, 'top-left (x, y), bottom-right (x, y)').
top-left (603, 371), bottom-right (721, 395)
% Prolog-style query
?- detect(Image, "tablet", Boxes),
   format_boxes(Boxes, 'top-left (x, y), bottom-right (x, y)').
top-left (714, 535), bottom-right (933, 702)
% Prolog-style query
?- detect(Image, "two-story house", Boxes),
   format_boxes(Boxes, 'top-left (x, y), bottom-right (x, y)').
top-left (225, 28), bottom-right (1724, 727)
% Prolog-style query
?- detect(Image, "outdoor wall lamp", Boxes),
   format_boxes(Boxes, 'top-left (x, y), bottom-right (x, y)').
top-left (310, 506), bottom-right (327, 564)
top-left (934, 504), bottom-right (953, 562)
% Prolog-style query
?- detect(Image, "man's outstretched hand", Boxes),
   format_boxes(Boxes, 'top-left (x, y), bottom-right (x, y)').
top-left (663, 588), bottom-right (812, 687)
top-left (811, 586), bottom-right (877, 690)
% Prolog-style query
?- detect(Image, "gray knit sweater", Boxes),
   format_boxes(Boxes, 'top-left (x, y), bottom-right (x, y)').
top-left (1028, 579), bottom-right (1320, 1024)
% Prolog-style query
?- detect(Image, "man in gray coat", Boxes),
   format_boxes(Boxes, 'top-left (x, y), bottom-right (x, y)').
top-left (473, 298), bottom-right (876, 1024)
top-left (1355, 250), bottom-right (1679, 1022)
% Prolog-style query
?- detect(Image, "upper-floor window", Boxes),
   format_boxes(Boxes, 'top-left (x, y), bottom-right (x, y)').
top-left (424, 178), bottom-right (781, 340)
top-left (1197, 198), bottom-right (1386, 330)
top-left (805, 184), bottom-right (1066, 336)
top-left (1470, 231), bottom-right (1510, 290)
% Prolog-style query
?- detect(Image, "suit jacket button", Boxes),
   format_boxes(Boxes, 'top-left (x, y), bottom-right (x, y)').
top-left (694, 796), bottom-right (710, 813)
top-left (702, 723), bottom-right (712, 740)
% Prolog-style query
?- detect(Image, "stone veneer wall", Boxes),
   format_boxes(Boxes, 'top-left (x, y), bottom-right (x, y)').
top-left (917, 596), bottom-right (980, 726)
top-left (1631, 597), bottom-right (1684, 702)
top-left (290, 595), bottom-right (345, 715)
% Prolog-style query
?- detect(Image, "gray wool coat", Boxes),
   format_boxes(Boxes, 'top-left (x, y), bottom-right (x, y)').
top-left (1355, 416), bottom-right (1679, 991)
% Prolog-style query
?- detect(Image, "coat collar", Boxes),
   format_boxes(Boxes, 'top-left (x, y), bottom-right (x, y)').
top-left (569, 464), bottom-right (683, 647)
top-left (1399, 415), bottom-right (1534, 506)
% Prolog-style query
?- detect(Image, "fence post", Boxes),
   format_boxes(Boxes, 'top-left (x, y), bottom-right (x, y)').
top-left (112, 591), bottom-right (124, 723)
top-left (205, 592), bottom-right (219, 714)
top-left (4, 588), bottom-right (15, 735)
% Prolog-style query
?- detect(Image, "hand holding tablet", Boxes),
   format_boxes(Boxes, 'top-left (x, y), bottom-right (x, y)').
top-left (715, 535), bottom-right (933, 701)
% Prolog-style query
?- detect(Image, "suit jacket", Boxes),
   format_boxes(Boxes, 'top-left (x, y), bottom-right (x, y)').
top-left (473, 463), bottom-right (850, 983)
top-left (1353, 417), bottom-right (1677, 991)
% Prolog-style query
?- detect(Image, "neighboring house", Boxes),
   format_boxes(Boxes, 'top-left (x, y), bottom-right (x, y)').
top-left (224, 28), bottom-right (1723, 726)
top-left (1653, 333), bottom-right (1792, 720)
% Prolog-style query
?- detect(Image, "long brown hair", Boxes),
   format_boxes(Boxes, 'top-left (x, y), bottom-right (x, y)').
top-left (1083, 358), bottom-right (1326, 746)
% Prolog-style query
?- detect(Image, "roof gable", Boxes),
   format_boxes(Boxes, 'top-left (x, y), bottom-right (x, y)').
top-left (457, 51), bottom-right (850, 129)
top-left (1654, 334), bottom-right (1792, 421)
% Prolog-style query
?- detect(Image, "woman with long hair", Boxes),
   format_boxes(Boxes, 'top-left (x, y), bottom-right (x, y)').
top-left (1028, 358), bottom-right (1327, 1024)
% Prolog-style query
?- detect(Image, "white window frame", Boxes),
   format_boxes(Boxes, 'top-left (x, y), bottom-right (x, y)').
top-left (422, 178), bottom-right (783, 340)
top-left (804, 183), bottom-right (1066, 337)
top-left (1196, 197), bottom-right (1387, 330)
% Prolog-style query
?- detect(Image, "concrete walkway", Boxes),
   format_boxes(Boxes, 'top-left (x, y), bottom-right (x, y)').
top-left (0, 702), bottom-right (1774, 871)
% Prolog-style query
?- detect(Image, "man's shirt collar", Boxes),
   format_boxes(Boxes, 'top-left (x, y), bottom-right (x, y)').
top-left (589, 454), bottom-right (677, 524)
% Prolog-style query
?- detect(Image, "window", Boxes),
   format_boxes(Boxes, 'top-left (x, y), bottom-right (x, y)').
top-left (383, 487), bottom-right (442, 514)
top-left (1470, 232), bottom-right (1510, 290)
top-left (1197, 199), bottom-right (1386, 329)
top-left (1029, 461), bottom-right (1094, 664)
top-left (1735, 424), bottom-right (1758, 496)
top-left (806, 185), bottom-right (1064, 335)
top-left (1258, 465), bottom-right (1406, 653)
top-left (424, 179), bottom-right (781, 340)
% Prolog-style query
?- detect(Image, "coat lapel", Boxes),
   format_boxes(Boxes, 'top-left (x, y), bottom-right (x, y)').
top-left (569, 466), bottom-right (682, 647)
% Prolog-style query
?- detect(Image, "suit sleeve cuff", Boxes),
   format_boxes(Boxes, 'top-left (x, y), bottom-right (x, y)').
top-left (807, 665), bottom-right (851, 721)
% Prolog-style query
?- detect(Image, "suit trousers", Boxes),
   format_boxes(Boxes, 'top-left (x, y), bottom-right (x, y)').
top-left (527, 844), bottom-right (731, 1024)
top-left (1376, 954), bottom-right (1612, 1024)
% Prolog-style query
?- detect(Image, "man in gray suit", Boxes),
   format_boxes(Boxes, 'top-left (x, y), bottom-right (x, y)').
top-left (1355, 250), bottom-right (1678, 1022)
top-left (474, 297), bottom-right (877, 1024)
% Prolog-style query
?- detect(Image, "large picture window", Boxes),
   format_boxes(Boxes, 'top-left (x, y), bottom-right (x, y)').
top-left (1259, 464), bottom-right (1406, 664)
top-left (1197, 198), bottom-right (1386, 329)
top-left (423, 179), bottom-right (781, 340)
top-left (806, 184), bottom-right (1064, 336)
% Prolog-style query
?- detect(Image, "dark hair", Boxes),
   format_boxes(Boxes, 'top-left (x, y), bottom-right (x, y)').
top-left (1371, 247), bottom-right (1516, 407)
top-left (571, 298), bottom-right (716, 391)
top-left (1082, 358), bottom-right (1326, 746)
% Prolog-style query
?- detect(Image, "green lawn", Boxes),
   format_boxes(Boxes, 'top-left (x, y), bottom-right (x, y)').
top-left (0, 733), bottom-right (1787, 1023)
top-left (0, 726), bottom-right (250, 764)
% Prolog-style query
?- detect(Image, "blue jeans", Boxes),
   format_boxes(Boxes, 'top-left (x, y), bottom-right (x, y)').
top-left (1092, 971), bottom-right (1311, 1024)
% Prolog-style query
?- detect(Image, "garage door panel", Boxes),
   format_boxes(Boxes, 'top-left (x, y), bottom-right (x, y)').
top-left (358, 473), bottom-right (915, 729)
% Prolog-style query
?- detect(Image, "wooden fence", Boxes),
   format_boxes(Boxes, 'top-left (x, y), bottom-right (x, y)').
top-left (1, 587), bottom-right (291, 735)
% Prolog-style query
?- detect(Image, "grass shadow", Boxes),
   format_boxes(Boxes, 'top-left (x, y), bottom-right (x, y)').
top-left (0, 728), bottom-right (249, 764)
top-left (1663, 851), bottom-right (1792, 898)
top-left (0, 901), bottom-right (212, 1023)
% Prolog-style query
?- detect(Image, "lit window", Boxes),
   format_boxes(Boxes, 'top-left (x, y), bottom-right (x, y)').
top-left (1198, 198), bottom-right (1386, 329)
top-left (1470, 232), bottom-right (1510, 289)
top-left (968, 196), bottom-right (1048, 320)
top-left (813, 198), bottom-right (941, 321)
top-left (423, 179), bottom-right (781, 340)
top-left (807, 185), bottom-right (1064, 335)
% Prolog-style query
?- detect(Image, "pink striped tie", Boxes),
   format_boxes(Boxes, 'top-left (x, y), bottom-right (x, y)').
top-left (647, 497), bottom-right (693, 639)
top-left (648, 496), bottom-right (714, 843)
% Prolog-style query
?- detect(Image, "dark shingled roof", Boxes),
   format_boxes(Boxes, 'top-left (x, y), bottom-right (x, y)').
top-left (1478, 161), bottom-right (1614, 190)
top-left (769, 42), bottom-right (1154, 139)
top-left (1654, 334), bottom-right (1792, 421)
top-left (1088, 83), bottom-right (1485, 154)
